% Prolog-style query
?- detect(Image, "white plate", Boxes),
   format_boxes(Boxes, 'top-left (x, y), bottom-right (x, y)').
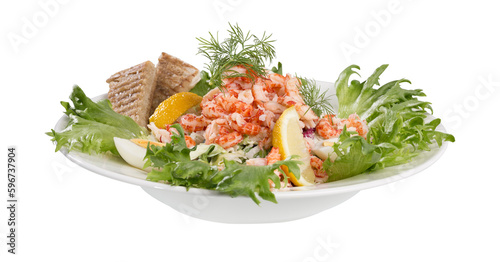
top-left (54, 81), bottom-right (449, 223)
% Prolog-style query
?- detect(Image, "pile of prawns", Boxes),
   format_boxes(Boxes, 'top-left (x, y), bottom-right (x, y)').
top-left (149, 65), bottom-right (369, 186)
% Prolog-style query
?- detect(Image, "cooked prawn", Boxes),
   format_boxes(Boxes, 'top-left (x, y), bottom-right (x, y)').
top-left (316, 115), bottom-right (342, 139)
top-left (184, 135), bottom-right (196, 148)
top-left (316, 113), bottom-right (368, 139)
top-left (257, 127), bottom-right (272, 149)
top-left (266, 147), bottom-right (281, 165)
top-left (217, 131), bottom-right (243, 149)
top-left (258, 109), bottom-right (276, 129)
top-left (268, 73), bottom-right (286, 95)
top-left (284, 76), bottom-right (306, 105)
top-left (237, 89), bottom-right (254, 104)
top-left (229, 113), bottom-right (261, 136)
top-left (262, 101), bottom-right (287, 114)
top-left (345, 114), bottom-right (369, 138)
top-left (252, 78), bottom-right (270, 102)
top-left (179, 114), bottom-right (209, 133)
top-left (203, 121), bottom-right (220, 144)
top-left (295, 104), bottom-right (319, 129)
top-left (147, 122), bottom-right (170, 143)
top-left (148, 122), bottom-right (197, 147)
top-left (265, 146), bottom-right (289, 189)
top-left (310, 156), bottom-right (328, 183)
top-left (246, 158), bottom-right (267, 166)
top-left (277, 95), bottom-right (297, 107)
top-left (223, 65), bottom-right (254, 89)
top-left (201, 88), bottom-right (221, 106)
top-left (201, 100), bottom-right (226, 119)
top-left (229, 100), bottom-right (253, 117)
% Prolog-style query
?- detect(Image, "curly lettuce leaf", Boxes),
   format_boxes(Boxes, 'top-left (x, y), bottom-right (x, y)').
top-left (144, 124), bottom-right (192, 167)
top-left (145, 124), bottom-right (302, 204)
top-left (324, 128), bottom-right (382, 181)
top-left (215, 158), bottom-right (300, 204)
top-left (47, 85), bottom-right (147, 155)
top-left (325, 65), bottom-right (455, 180)
top-left (336, 65), bottom-right (431, 122)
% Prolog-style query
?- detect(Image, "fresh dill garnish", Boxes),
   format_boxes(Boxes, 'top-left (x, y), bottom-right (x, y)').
top-left (299, 77), bottom-right (336, 117)
top-left (196, 23), bottom-right (276, 88)
top-left (196, 24), bottom-right (333, 116)
top-left (271, 62), bottom-right (283, 75)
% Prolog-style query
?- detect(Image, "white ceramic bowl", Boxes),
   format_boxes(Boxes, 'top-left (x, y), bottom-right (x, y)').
top-left (54, 82), bottom-right (450, 223)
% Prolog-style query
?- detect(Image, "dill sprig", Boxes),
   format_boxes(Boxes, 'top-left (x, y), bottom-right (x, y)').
top-left (299, 77), bottom-right (336, 117)
top-left (196, 23), bottom-right (276, 88)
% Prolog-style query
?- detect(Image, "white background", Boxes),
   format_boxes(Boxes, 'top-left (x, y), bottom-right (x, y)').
top-left (1, 0), bottom-right (499, 261)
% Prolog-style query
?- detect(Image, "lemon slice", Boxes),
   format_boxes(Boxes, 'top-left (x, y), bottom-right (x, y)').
top-left (149, 92), bottom-right (203, 129)
top-left (272, 107), bottom-right (315, 186)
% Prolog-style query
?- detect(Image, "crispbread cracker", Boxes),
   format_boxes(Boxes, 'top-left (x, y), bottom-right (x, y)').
top-left (107, 61), bottom-right (157, 127)
top-left (152, 52), bottom-right (200, 114)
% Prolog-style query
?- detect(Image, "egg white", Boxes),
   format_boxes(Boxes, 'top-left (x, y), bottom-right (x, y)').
top-left (114, 137), bottom-right (149, 170)
top-left (312, 138), bottom-right (339, 162)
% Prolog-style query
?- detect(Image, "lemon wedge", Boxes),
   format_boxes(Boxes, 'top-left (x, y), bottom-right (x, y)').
top-left (272, 107), bottom-right (315, 186)
top-left (149, 92), bottom-right (202, 129)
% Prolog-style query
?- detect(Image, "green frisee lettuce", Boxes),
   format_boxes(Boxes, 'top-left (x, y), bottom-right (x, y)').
top-left (145, 124), bottom-right (302, 204)
top-left (324, 65), bottom-right (455, 181)
top-left (47, 85), bottom-right (147, 155)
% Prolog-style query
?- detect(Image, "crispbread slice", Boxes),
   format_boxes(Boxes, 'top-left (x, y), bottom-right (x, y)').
top-left (151, 52), bottom-right (200, 114)
top-left (106, 61), bottom-right (157, 127)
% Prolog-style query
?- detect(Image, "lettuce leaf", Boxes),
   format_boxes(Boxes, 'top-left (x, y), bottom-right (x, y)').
top-left (336, 65), bottom-right (430, 121)
top-left (325, 65), bottom-right (455, 181)
top-left (47, 85), bottom-right (147, 155)
top-left (324, 128), bottom-right (383, 181)
top-left (145, 124), bottom-right (302, 204)
top-left (189, 70), bottom-right (213, 97)
top-left (215, 159), bottom-right (298, 204)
